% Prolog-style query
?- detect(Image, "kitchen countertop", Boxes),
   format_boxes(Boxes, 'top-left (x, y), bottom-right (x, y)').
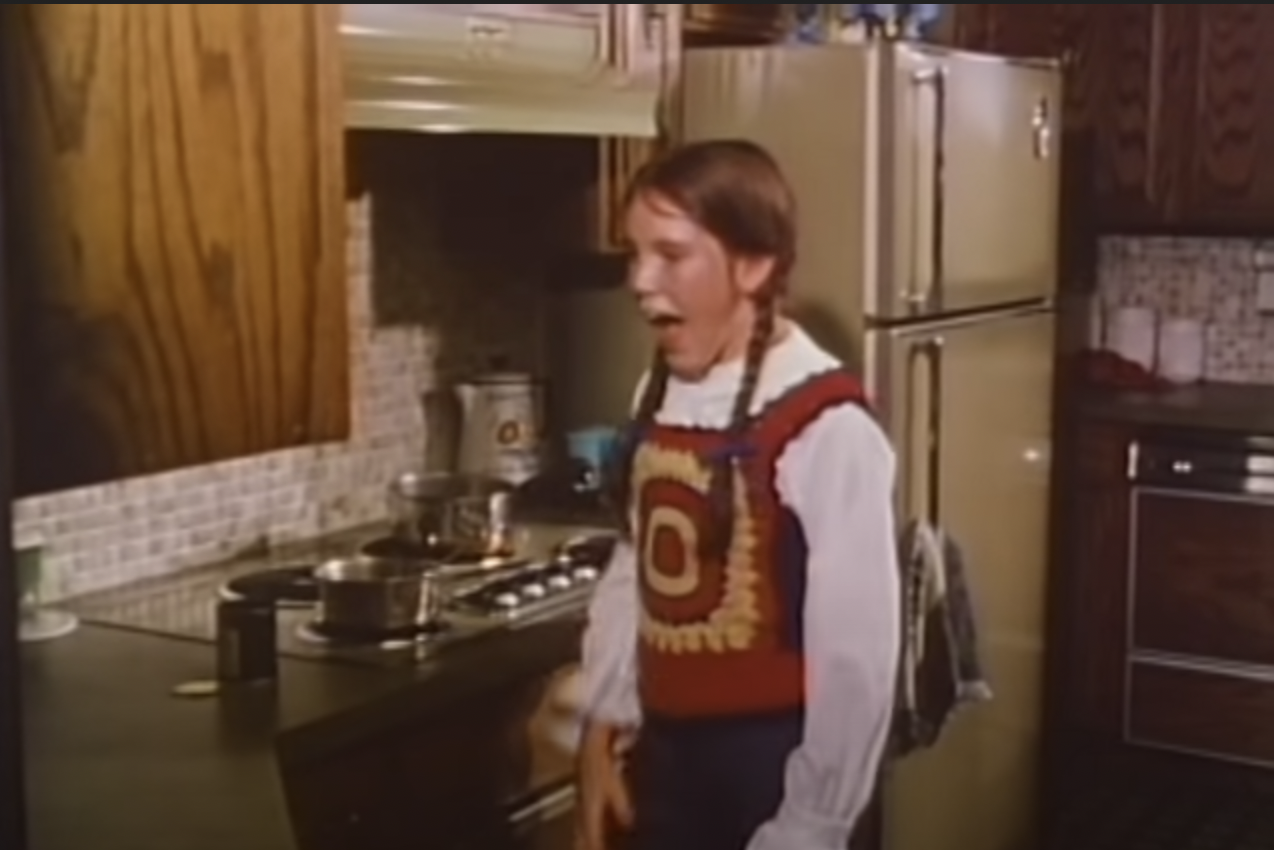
top-left (1081, 381), bottom-right (1274, 435)
top-left (21, 617), bottom-right (582, 850)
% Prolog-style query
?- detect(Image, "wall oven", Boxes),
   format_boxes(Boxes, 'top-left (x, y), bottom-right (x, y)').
top-left (1124, 429), bottom-right (1274, 766)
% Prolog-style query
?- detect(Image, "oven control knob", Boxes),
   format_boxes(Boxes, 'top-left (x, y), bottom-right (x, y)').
top-left (546, 573), bottom-right (572, 591)
top-left (521, 582), bottom-right (547, 599)
top-left (494, 592), bottom-right (520, 609)
top-left (572, 566), bottom-right (600, 582)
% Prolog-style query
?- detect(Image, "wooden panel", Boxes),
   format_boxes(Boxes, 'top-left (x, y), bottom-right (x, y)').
top-left (0, 4), bottom-right (347, 494)
top-left (1088, 5), bottom-right (1192, 230)
top-left (683, 5), bottom-right (783, 42)
top-left (1132, 491), bottom-right (1274, 666)
top-left (1058, 484), bottom-right (1130, 738)
top-left (1075, 421), bottom-right (1132, 485)
top-left (1128, 662), bottom-right (1274, 765)
top-left (1180, 5), bottom-right (1274, 231)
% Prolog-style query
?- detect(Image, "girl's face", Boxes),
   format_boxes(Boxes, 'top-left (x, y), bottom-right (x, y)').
top-left (624, 191), bottom-right (773, 380)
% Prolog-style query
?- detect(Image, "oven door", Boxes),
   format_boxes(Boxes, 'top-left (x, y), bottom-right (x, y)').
top-left (506, 784), bottom-right (577, 850)
top-left (452, 783), bottom-right (577, 850)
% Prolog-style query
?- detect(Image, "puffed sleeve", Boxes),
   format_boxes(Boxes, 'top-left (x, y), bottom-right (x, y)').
top-left (749, 402), bottom-right (900, 850)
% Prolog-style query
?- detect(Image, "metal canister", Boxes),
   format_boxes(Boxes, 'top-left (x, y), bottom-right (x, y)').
top-left (215, 599), bottom-right (278, 683)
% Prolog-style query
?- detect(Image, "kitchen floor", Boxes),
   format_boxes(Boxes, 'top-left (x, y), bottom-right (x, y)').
top-left (1042, 746), bottom-right (1274, 850)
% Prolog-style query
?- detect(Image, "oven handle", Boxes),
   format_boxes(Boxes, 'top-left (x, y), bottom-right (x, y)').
top-left (508, 783), bottom-right (576, 826)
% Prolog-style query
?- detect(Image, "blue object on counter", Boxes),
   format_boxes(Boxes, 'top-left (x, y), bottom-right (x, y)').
top-left (567, 427), bottom-right (620, 479)
top-left (788, 4), bottom-right (826, 43)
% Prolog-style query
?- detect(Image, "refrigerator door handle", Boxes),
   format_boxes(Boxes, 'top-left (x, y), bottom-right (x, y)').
top-left (902, 335), bottom-right (944, 526)
top-left (924, 336), bottom-right (944, 524)
top-left (908, 66), bottom-right (946, 314)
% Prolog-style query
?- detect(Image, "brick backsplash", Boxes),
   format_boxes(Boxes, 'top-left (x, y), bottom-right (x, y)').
top-left (1098, 236), bottom-right (1274, 383)
top-left (14, 196), bottom-right (438, 601)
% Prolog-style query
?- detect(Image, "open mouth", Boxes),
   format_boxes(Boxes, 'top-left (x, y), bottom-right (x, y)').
top-left (646, 313), bottom-right (683, 328)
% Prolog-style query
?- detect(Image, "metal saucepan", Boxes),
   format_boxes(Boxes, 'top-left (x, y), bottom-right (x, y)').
top-left (312, 556), bottom-right (443, 633)
top-left (387, 471), bottom-right (516, 556)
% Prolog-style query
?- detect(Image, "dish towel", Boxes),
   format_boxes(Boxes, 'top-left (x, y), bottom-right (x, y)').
top-left (890, 518), bottom-right (992, 757)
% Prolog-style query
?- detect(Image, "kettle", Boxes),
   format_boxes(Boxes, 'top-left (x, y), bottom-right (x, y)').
top-left (420, 372), bottom-right (545, 486)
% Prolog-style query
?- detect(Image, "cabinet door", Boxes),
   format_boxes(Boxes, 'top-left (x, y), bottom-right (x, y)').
top-left (1179, 5), bottom-right (1274, 232)
top-left (950, 5), bottom-right (1069, 58)
top-left (1048, 422), bottom-right (1131, 740)
top-left (683, 5), bottom-right (784, 43)
top-left (1, 4), bottom-right (348, 494)
top-left (1087, 5), bottom-right (1192, 231)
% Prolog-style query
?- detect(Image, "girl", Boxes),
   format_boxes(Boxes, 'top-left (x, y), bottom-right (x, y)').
top-left (577, 139), bottom-right (900, 850)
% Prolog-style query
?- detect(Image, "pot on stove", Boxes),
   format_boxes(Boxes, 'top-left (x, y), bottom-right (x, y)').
top-left (312, 555), bottom-right (444, 634)
top-left (387, 471), bottom-right (515, 557)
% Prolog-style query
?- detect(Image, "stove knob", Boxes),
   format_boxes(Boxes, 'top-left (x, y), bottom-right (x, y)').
top-left (494, 592), bottom-right (520, 609)
top-left (546, 573), bottom-right (572, 591)
top-left (521, 582), bottom-right (547, 599)
top-left (572, 566), bottom-right (600, 582)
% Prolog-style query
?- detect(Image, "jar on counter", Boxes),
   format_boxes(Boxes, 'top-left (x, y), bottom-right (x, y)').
top-left (1157, 318), bottom-right (1206, 384)
top-left (1108, 306), bottom-right (1157, 371)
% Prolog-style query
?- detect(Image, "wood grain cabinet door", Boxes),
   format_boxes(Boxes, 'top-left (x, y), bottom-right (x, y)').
top-left (1177, 5), bottom-right (1274, 232)
top-left (1, 4), bottom-right (348, 494)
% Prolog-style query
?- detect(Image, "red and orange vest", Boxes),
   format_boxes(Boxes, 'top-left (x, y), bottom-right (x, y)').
top-left (632, 369), bottom-right (868, 718)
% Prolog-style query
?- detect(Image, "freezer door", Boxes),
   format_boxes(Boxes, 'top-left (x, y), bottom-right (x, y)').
top-left (878, 45), bottom-right (1061, 319)
top-left (866, 303), bottom-right (1054, 850)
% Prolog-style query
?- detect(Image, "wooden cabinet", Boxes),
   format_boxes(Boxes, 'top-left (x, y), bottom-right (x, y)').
top-left (589, 4), bottom-right (785, 252)
top-left (683, 5), bottom-right (785, 43)
top-left (960, 4), bottom-right (1274, 235)
top-left (0, 4), bottom-right (348, 494)
top-left (1055, 419), bottom-right (1274, 768)
top-left (282, 668), bottom-right (579, 850)
top-left (1048, 419), bottom-right (1132, 741)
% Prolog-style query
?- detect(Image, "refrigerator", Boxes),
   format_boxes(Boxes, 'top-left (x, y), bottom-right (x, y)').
top-left (548, 41), bottom-right (1058, 850)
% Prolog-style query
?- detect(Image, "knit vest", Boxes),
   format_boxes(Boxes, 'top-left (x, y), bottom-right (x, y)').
top-left (633, 369), bottom-right (868, 718)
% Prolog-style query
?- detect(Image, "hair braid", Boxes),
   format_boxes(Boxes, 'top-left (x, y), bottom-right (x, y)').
top-left (604, 353), bottom-right (670, 535)
top-left (702, 292), bottom-right (776, 561)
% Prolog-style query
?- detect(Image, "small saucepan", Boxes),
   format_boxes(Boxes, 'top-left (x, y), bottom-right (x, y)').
top-left (387, 471), bottom-right (516, 557)
top-left (312, 556), bottom-right (443, 634)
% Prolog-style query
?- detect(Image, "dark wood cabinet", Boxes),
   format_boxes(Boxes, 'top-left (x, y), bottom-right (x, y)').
top-left (1048, 419), bottom-right (1132, 741)
top-left (683, 5), bottom-right (784, 43)
top-left (282, 668), bottom-right (578, 850)
top-left (590, 4), bottom-right (785, 252)
top-left (1054, 419), bottom-right (1274, 770)
top-left (0, 4), bottom-right (349, 495)
top-left (957, 4), bottom-right (1274, 235)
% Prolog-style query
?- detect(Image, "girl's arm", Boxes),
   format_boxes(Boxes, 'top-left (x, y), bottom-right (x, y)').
top-left (750, 402), bottom-right (900, 850)
top-left (579, 541), bottom-right (642, 725)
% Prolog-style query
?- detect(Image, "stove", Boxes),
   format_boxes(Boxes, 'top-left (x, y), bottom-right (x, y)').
top-left (61, 521), bottom-right (614, 668)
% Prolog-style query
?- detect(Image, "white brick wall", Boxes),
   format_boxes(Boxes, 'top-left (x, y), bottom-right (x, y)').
top-left (14, 196), bottom-right (440, 600)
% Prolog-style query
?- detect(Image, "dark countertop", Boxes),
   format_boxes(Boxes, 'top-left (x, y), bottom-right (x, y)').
top-left (1081, 381), bottom-right (1274, 435)
top-left (21, 618), bottom-right (582, 850)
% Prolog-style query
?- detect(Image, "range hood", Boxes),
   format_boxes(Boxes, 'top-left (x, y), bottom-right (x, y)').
top-left (342, 5), bottom-right (673, 137)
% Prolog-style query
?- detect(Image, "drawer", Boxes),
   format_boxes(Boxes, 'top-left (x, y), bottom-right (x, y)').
top-left (1131, 489), bottom-right (1274, 666)
top-left (1127, 660), bottom-right (1274, 765)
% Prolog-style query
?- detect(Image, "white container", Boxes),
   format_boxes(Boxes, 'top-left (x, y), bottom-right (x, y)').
top-left (1157, 318), bottom-right (1205, 384)
top-left (456, 372), bottom-right (545, 486)
top-left (1108, 306), bottom-right (1157, 371)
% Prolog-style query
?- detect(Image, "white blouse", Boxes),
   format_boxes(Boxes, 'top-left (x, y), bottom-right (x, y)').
top-left (579, 325), bottom-right (901, 850)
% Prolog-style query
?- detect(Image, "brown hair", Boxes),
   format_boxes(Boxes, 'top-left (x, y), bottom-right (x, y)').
top-left (606, 139), bottom-right (797, 560)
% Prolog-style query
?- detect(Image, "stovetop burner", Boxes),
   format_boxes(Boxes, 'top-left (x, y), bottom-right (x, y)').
top-left (296, 618), bottom-right (449, 650)
top-left (219, 565), bottom-right (318, 608)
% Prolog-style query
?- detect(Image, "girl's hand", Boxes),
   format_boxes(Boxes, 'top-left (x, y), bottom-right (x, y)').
top-left (577, 721), bottom-right (635, 850)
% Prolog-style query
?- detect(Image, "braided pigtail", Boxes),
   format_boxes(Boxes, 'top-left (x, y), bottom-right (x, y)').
top-left (702, 292), bottom-right (776, 561)
top-left (604, 353), bottom-right (671, 536)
